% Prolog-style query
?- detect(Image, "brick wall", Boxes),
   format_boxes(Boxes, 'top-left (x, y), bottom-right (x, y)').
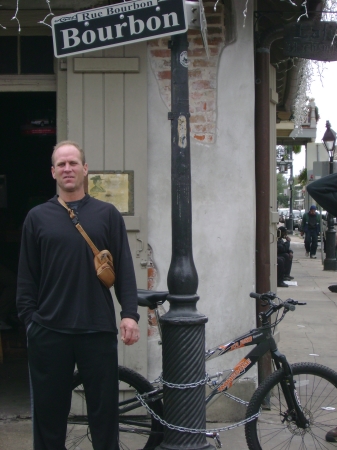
top-left (148, 2), bottom-right (225, 144)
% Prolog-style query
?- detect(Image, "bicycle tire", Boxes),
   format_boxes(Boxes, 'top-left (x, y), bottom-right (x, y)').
top-left (245, 362), bottom-right (337, 449)
top-left (66, 365), bottom-right (164, 450)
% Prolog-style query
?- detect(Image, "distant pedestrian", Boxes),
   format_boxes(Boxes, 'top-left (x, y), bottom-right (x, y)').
top-left (277, 226), bottom-right (294, 281)
top-left (300, 205), bottom-right (320, 259)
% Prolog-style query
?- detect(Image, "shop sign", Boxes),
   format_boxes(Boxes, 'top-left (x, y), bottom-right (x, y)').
top-left (284, 21), bottom-right (337, 61)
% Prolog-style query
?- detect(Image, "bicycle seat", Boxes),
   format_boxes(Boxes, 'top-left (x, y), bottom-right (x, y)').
top-left (137, 289), bottom-right (169, 309)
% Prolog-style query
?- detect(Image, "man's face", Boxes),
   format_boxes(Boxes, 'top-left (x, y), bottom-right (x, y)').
top-left (309, 209), bottom-right (316, 215)
top-left (51, 144), bottom-right (88, 195)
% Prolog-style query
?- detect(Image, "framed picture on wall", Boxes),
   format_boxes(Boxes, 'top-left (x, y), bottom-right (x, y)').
top-left (85, 171), bottom-right (134, 215)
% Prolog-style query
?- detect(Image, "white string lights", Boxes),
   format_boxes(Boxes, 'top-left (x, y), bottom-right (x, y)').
top-left (38, 0), bottom-right (54, 29)
top-left (11, 0), bottom-right (20, 32)
top-left (0, 0), bottom-right (55, 31)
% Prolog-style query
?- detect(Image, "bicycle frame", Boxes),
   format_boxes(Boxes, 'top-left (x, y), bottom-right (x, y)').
top-left (204, 318), bottom-right (308, 427)
top-left (205, 324), bottom-right (281, 403)
top-left (153, 299), bottom-right (308, 428)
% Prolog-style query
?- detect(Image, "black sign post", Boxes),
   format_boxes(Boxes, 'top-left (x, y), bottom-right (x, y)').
top-left (158, 31), bottom-right (214, 450)
top-left (52, 0), bottom-right (187, 57)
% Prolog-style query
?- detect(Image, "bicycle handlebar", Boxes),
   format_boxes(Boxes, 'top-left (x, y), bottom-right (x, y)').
top-left (283, 302), bottom-right (296, 311)
top-left (250, 292), bottom-right (306, 311)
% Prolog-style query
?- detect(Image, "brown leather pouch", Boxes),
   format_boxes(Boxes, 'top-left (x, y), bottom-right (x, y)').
top-left (94, 250), bottom-right (115, 288)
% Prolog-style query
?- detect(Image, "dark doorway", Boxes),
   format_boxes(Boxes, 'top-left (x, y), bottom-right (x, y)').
top-left (0, 92), bottom-right (56, 362)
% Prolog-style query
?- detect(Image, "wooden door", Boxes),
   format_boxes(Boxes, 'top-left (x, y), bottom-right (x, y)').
top-left (57, 43), bottom-right (148, 377)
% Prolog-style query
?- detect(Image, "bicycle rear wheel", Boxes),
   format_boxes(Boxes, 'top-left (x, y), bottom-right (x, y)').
top-left (66, 365), bottom-right (164, 450)
top-left (245, 362), bottom-right (337, 449)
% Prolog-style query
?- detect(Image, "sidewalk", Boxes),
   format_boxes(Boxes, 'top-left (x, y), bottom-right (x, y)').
top-left (1, 233), bottom-right (337, 449)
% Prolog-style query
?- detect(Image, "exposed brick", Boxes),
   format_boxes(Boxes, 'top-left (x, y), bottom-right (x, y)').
top-left (188, 29), bottom-right (200, 36)
top-left (190, 91), bottom-right (204, 100)
top-left (194, 134), bottom-right (206, 141)
top-left (207, 16), bottom-right (222, 24)
top-left (189, 48), bottom-right (208, 57)
top-left (148, 3), bottom-right (224, 144)
top-left (188, 70), bottom-right (203, 80)
top-left (150, 49), bottom-right (171, 58)
top-left (190, 114), bottom-right (206, 123)
top-left (193, 58), bottom-right (209, 67)
top-left (208, 27), bottom-right (224, 35)
top-left (157, 71), bottom-right (171, 80)
top-left (191, 80), bottom-right (214, 90)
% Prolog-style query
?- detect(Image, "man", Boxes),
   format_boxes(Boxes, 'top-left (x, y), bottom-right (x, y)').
top-left (16, 140), bottom-right (139, 450)
top-left (300, 205), bottom-right (320, 258)
top-left (307, 173), bottom-right (337, 442)
top-left (277, 226), bottom-right (294, 281)
top-left (277, 256), bottom-right (288, 288)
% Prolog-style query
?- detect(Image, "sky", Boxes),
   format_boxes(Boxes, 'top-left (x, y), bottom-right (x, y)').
top-left (292, 60), bottom-right (337, 176)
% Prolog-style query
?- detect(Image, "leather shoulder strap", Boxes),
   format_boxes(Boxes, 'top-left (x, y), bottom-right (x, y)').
top-left (57, 196), bottom-right (99, 256)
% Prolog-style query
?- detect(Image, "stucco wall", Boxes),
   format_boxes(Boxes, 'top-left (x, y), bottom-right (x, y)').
top-left (147, 0), bottom-right (257, 399)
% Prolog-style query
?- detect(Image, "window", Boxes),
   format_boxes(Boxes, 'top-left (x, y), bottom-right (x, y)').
top-left (0, 37), bottom-right (18, 74)
top-left (0, 36), bottom-right (54, 75)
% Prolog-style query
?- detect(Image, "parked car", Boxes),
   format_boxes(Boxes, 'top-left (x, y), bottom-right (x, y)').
top-left (278, 208), bottom-right (289, 223)
top-left (291, 210), bottom-right (302, 230)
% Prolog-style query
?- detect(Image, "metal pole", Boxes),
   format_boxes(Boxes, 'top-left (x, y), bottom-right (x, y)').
top-left (287, 148), bottom-right (294, 235)
top-left (158, 32), bottom-right (214, 450)
top-left (323, 156), bottom-right (337, 270)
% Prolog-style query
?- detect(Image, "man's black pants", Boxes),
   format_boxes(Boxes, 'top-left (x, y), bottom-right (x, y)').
top-left (304, 229), bottom-right (318, 256)
top-left (277, 252), bottom-right (292, 277)
top-left (277, 257), bottom-right (285, 284)
top-left (27, 322), bottom-right (119, 450)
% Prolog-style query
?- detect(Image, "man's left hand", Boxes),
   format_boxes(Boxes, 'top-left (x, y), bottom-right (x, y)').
top-left (120, 318), bottom-right (140, 346)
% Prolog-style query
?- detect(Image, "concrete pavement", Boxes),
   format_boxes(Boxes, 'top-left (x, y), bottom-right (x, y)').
top-left (1, 231), bottom-right (337, 449)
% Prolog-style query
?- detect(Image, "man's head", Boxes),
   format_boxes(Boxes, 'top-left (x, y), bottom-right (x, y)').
top-left (278, 226), bottom-right (287, 238)
top-left (51, 140), bottom-right (86, 166)
top-left (309, 205), bottom-right (317, 215)
top-left (51, 141), bottom-right (88, 200)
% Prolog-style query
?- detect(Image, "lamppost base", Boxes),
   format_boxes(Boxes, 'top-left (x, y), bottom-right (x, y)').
top-left (323, 259), bottom-right (337, 271)
top-left (158, 295), bottom-right (215, 450)
top-left (285, 218), bottom-right (293, 235)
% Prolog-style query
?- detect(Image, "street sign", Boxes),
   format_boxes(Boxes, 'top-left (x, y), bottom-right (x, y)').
top-left (52, 0), bottom-right (188, 58)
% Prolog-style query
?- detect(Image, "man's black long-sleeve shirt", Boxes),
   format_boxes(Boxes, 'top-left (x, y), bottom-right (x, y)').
top-left (16, 194), bottom-right (139, 332)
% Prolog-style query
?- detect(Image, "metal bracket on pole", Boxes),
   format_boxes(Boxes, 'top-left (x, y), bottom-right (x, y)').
top-left (185, 0), bottom-right (209, 58)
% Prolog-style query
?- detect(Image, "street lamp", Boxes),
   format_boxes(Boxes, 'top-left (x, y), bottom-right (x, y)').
top-left (322, 120), bottom-right (337, 271)
top-left (158, 32), bottom-right (214, 450)
top-left (287, 176), bottom-right (294, 235)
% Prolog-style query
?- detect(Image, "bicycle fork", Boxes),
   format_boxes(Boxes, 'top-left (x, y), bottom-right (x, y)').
top-left (273, 350), bottom-right (309, 429)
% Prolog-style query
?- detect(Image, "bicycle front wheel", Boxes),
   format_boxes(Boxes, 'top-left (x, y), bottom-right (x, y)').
top-left (66, 365), bottom-right (164, 450)
top-left (245, 362), bottom-right (337, 449)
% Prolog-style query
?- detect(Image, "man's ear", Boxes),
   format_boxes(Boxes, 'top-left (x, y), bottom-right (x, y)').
top-left (83, 163), bottom-right (88, 176)
top-left (51, 166), bottom-right (56, 179)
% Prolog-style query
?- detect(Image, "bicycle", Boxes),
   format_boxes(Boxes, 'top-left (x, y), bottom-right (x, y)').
top-left (66, 290), bottom-right (337, 449)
